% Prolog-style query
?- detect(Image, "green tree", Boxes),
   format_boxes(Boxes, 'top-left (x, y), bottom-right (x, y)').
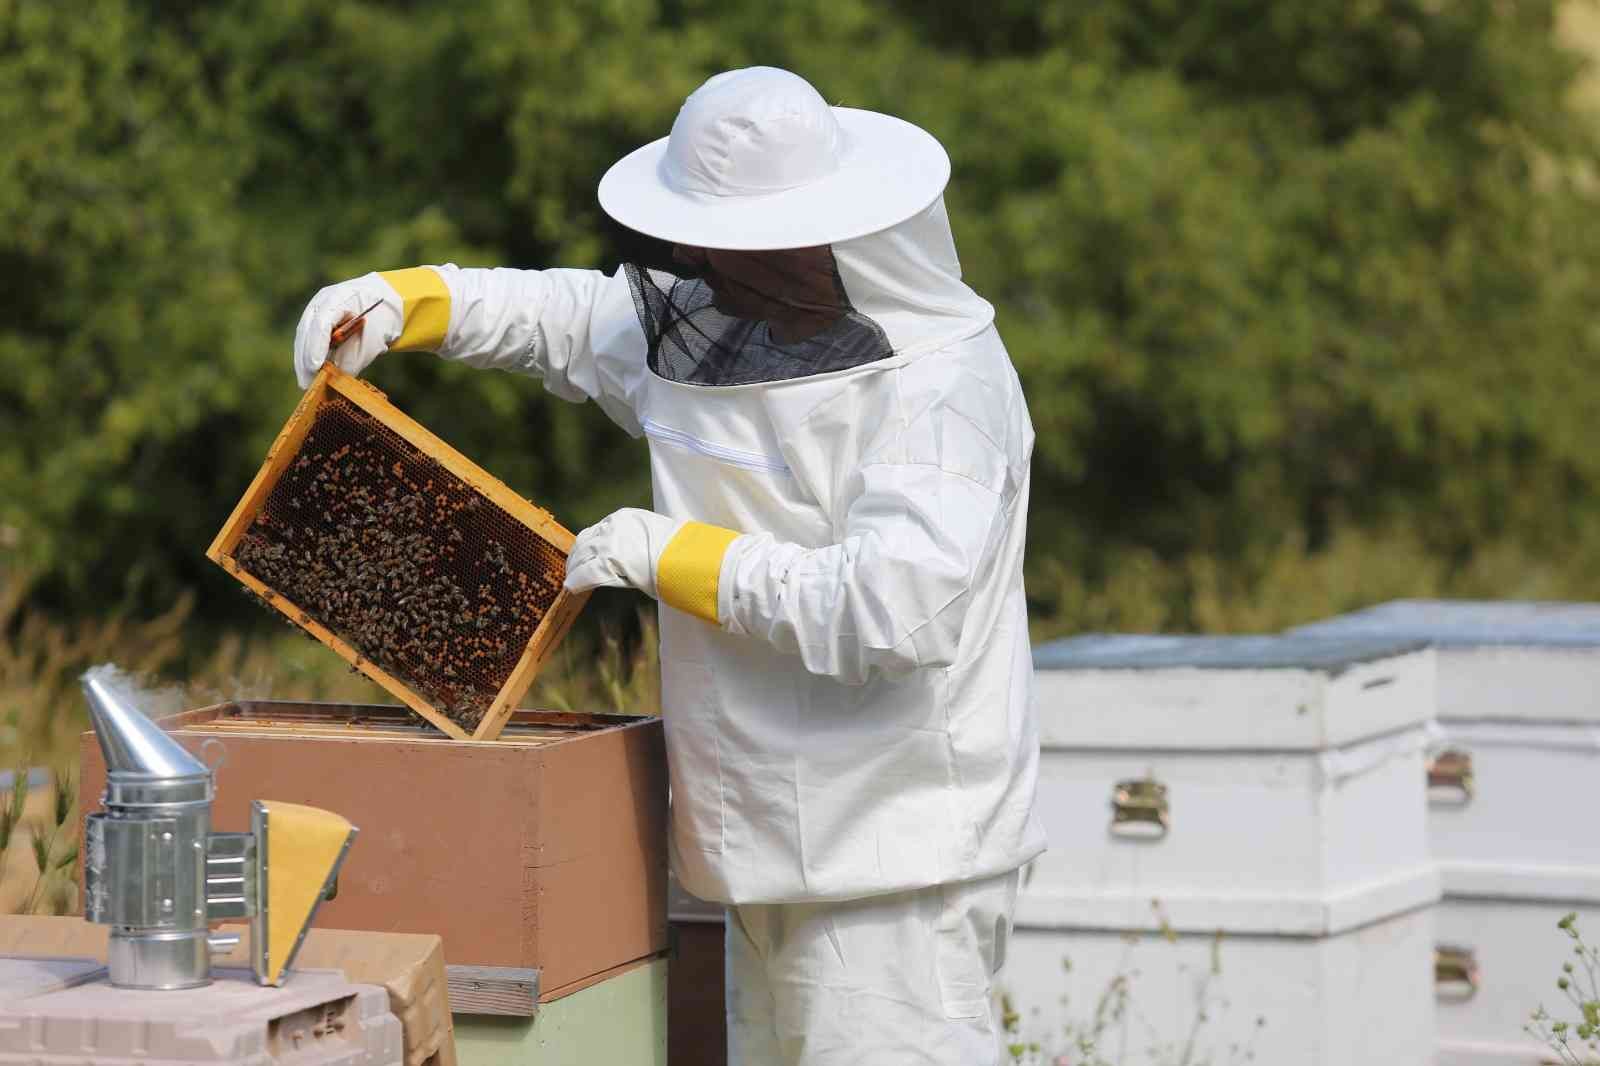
top-left (3, 0), bottom-right (1599, 637)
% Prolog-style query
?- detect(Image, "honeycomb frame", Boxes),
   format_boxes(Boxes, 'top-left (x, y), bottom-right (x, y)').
top-left (207, 363), bottom-right (590, 742)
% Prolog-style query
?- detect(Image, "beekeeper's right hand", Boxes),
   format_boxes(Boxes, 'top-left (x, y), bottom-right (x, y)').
top-left (292, 267), bottom-right (452, 389)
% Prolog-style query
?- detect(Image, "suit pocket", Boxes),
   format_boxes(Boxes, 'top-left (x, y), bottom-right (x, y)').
top-left (934, 882), bottom-right (990, 1020)
top-left (934, 870), bottom-right (1020, 1020)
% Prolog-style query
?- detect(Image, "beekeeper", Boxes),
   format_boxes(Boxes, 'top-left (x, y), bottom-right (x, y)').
top-left (293, 66), bottom-right (1045, 1066)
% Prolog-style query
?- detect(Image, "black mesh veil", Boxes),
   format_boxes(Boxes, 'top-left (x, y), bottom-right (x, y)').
top-left (623, 248), bottom-right (894, 386)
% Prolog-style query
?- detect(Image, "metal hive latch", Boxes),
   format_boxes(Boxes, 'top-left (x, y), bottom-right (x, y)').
top-left (1426, 749), bottom-right (1475, 805)
top-left (1109, 777), bottom-right (1170, 839)
top-left (1434, 944), bottom-right (1480, 999)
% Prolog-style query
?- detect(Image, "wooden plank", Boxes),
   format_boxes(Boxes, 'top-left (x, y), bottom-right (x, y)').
top-left (176, 699), bottom-right (636, 736)
top-left (0, 957), bottom-right (108, 1000)
top-left (183, 722), bottom-right (447, 741)
top-left (326, 367), bottom-right (577, 551)
top-left (214, 558), bottom-right (470, 741)
top-left (447, 964), bottom-right (540, 1017)
top-left (473, 588), bottom-right (591, 741)
top-left (207, 374), bottom-right (330, 562)
top-left (180, 721), bottom-right (572, 746)
top-left (188, 719), bottom-right (425, 738)
top-left (537, 953), bottom-right (664, 1004)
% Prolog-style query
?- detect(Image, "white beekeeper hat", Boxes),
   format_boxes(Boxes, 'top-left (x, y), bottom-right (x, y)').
top-left (597, 67), bottom-right (951, 251)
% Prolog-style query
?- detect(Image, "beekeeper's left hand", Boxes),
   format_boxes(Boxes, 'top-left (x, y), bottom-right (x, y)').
top-left (563, 508), bottom-right (686, 598)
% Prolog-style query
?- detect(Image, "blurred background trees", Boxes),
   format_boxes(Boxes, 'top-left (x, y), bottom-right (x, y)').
top-left (5, 0), bottom-right (1600, 660)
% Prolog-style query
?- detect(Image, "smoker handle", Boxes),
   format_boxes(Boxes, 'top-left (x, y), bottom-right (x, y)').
top-left (205, 832), bottom-right (258, 920)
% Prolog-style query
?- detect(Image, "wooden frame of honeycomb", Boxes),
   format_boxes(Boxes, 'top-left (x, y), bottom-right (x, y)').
top-left (207, 363), bottom-right (590, 742)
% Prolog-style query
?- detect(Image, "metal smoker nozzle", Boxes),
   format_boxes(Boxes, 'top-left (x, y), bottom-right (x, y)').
top-left (82, 666), bottom-right (208, 780)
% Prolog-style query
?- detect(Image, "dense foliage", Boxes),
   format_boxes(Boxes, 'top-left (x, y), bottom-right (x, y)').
top-left (4, 0), bottom-right (1600, 637)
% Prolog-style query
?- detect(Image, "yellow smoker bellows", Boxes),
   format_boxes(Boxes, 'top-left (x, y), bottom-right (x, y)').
top-left (252, 800), bottom-right (356, 987)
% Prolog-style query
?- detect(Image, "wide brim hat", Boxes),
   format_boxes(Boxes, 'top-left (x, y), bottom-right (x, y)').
top-left (597, 68), bottom-right (950, 251)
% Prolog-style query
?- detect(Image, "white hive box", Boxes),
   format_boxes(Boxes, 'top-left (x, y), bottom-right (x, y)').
top-left (1431, 897), bottom-right (1598, 1065)
top-left (1002, 908), bottom-right (1436, 1066)
top-left (1294, 600), bottom-right (1600, 1063)
top-left (1292, 600), bottom-right (1600, 897)
top-left (1008, 633), bottom-right (1439, 1066)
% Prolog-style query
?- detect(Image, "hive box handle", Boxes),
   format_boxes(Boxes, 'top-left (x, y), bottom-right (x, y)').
top-left (1427, 749), bottom-right (1475, 805)
top-left (1435, 944), bottom-right (1480, 1000)
top-left (1109, 777), bottom-right (1169, 840)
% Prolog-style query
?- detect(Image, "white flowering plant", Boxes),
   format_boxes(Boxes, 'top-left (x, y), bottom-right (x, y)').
top-left (1528, 913), bottom-right (1600, 1066)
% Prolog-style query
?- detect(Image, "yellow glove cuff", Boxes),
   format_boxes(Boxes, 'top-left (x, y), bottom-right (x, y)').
top-left (379, 267), bottom-right (451, 352)
top-left (657, 522), bottom-right (740, 624)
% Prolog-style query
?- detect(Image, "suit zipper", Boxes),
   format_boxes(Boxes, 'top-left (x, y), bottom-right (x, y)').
top-left (642, 418), bottom-right (791, 476)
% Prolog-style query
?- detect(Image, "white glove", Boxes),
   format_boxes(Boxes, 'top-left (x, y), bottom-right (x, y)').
top-left (563, 508), bottom-right (685, 598)
top-left (292, 273), bottom-right (406, 389)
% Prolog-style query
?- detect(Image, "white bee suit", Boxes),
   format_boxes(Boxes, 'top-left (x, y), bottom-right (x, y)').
top-left (393, 196), bottom-right (1044, 907)
top-left (290, 65), bottom-right (1045, 1066)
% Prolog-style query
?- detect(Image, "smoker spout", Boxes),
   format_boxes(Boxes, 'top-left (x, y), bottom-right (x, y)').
top-left (81, 665), bottom-right (207, 779)
top-left (81, 665), bottom-right (215, 990)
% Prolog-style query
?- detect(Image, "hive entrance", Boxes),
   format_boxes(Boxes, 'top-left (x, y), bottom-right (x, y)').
top-left (209, 365), bottom-right (588, 740)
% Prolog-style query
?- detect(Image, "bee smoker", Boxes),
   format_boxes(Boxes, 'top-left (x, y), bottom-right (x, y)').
top-left (80, 667), bottom-right (356, 990)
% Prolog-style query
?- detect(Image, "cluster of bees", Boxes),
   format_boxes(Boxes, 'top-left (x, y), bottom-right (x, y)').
top-left (234, 399), bottom-right (566, 729)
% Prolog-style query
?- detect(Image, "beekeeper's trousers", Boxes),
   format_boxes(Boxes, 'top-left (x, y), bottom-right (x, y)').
top-left (726, 868), bottom-right (1019, 1066)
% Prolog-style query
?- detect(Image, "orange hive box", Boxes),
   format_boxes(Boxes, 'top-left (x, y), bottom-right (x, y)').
top-left (207, 363), bottom-right (589, 741)
top-left (78, 700), bottom-right (668, 1009)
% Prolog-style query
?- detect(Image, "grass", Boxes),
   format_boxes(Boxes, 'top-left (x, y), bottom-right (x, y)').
top-left (0, 768), bottom-right (80, 916)
top-left (1027, 520), bottom-right (1600, 643)
top-left (1001, 907), bottom-right (1265, 1066)
top-left (1562, 0), bottom-right (1600, 117)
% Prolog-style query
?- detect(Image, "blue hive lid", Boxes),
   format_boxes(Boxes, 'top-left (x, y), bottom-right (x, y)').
top-left (1288, 599), bottom-right (1600, 649)
top-left (1033, 631), bottom-right (1429, 674)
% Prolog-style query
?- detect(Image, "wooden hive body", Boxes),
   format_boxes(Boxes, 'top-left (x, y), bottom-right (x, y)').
top-left (207, 364), bottom-right (588, 741)
top-left (78, 701), bottom-right (669, 1006)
